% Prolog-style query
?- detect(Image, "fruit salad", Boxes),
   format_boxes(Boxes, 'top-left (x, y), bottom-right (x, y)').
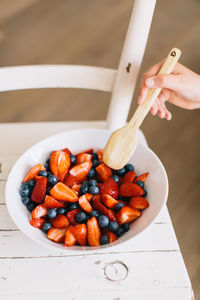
top-left (19, 147), bottom-right (149, 247)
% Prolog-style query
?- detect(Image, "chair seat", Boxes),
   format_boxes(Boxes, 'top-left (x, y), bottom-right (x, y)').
top-left (0, 121), bottom-right (193, 300)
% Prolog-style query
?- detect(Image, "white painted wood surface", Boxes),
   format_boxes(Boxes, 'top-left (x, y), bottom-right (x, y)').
top-left (0, 122), bottom-right (193, 299)
top-left (107, 0), bottom-right (157, 130)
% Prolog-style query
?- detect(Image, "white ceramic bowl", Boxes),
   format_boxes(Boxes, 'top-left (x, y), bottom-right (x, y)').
top-left (6, 128), bottom-right (168, 252)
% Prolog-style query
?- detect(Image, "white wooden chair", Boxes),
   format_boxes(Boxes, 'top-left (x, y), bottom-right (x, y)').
top-left (0, 0), bottom-right (193, 299)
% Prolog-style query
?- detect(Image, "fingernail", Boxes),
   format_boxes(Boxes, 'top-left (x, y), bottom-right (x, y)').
top-left (146, 78), bottom-right (154, 87)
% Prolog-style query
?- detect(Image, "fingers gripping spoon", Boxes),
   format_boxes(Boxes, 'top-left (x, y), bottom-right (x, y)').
top-left (103, 48), bottom-right (181, 170)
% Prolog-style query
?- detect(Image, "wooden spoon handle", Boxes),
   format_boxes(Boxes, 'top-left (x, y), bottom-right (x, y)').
top-left (128, 47), bottom-right (181, 130)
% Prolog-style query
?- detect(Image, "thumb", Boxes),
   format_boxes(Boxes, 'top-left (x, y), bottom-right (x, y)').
top-left (145, 74), bottom-right (181, 91)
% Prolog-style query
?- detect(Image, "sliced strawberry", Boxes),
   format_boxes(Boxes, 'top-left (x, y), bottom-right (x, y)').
top-left (50, 214), bottom-right (69, 229)
top-left (31, 177), bottom-right (47, 203)
top-left (50, 150), bottom-right (71, 182)
top-left (47, 228), bottom-right (66, 243)
top-left (78, 194), bottom-right (92, 213)
top-left (116, 206), bottom-right (141, 225)
top-left (76, 153), bottom-right (92, 164)
top-left (50, 182), bottom-right (78, 202)
top-left (67, 208), bottom-right (81, 226)
top-left (97, 149), bottom-right (104, 163)
top-left (122, 171), bottom-right (136, 184)
top-left (129, 196), bottom-right (149, 210)
top-left (34, 175), bottom-right (43, 182)
top-left (43, 195), bottom-right (65, 209)
top-left (106, 231), bottom-right (117, 243)
top-left (92, 195), bottom-right (117, 222)
top-left (77, 148), bottom-right (94, 155)
top-left (62, 148), bottom-right (72, 155)
top-left (100, 178), bottom-right (119, 199)
top-left (69, 161), bottom-right (92, 182)
top-left (102, 194), bottom-right (119, 209)
top-left (74, 224), bottom-right (87, 246)
top-left (96, 163), bottom-right (112, 182)
top-left (64, 174), bottom-right (79, 188)
top-left (30, 218), bottom-right (46, 229)
top-left (71, 184), bottom-right (81, 194)
top-left (120, 183), bottom-right (144, 197)
top-left (134, 172), bottom-right (149, 183)
top-left (65, 225), bottom-right (76, 247)
top-left (23, 163), bottom-right (45, 182)
top-left (84, 193), bottom-right (93, 202)
top-left (87, 217), bottom-right (101, 246)
top-left (32, 204), bottom-right (48, 219)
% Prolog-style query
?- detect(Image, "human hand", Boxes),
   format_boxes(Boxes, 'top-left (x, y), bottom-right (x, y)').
top-left (138, 61), bottom-right (200, 120)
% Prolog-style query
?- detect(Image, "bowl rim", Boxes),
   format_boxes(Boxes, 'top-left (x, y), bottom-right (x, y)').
top-left (5, 128), bottom-right (169, 253)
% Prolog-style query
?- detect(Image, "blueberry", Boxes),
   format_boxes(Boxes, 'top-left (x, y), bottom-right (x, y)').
top-left (21, 196), bottom-right (30, 205)
top-left (20, 186), bottom-right (31, 197)
top-left (82, 180), bottom-right (89, 186)
top-left (90, 210), bottom-right (100, 218)
top-left (115, 227), bottom-right (125, 237)
top-left (114, 202), bottom-right (124, 212)
top-left (100, 235), bottom-right (109, 245)
top-left (39, 170), bottom-right (48, 177)
top-left (44, 163), bottom-right (50, 171)
top-left (47, 208), bottom-right (57, 219)
top-left (92, 159), bottom-right (100, 168)
top-left (136, 180), bottom-right (144, 188)
top-left (88, 185), bottom-right (99, 195)
top-left (21, 182), bottom-right (29, 189)
top-left (92, 153), bottom-right (98, 160)
top-left (143, 188), bottom-right (148, 197)
top-left (98, 215), bottom-right (109, 228)
top-left (69, 202), bottom-right (78, 210)
top-left (122, 223), bottom-right (130, 232)
top-left (48, 174), bottom-right (57, 186)
top-left (89, 179), bottom-right (97, 186)
top-left (116, 167), bottom-right (126, 176)
top-left (80, 183), bottom-right (89, 194)
top-left (87, 167), bottom-right (96, 179)
top-left (26, 201), bottom-right (37, 212)
top-left (70, 155), bottom-right (76, 165)
top-left (75, 212), bottom-right (87, 223)
top-left (27, 180), bottom-right (35, 189)
top-left (112, 175), bottom-right (119, 183)
top-left (108, 221), bottom-right (119, 232)
top-left (42, 222), bottom-right (52, 233)
top-left (46, 158), bottom-right (50, 164)
top-left (125, 163), bottom-right (134, 172)
top-left (58, 208), bottom-right (67, 215)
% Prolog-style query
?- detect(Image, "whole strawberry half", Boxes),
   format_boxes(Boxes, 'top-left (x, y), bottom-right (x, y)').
top-left (30, 218), bottom-right (46, 229)
top-left (65, 225), bottom-right (76, 247)
top-left (122, 171), bottom-right (136, 184)
top-left (100, 178), bottom-right (119, 199)
top-left (50, 215), bottom-right (69, 229)
top-left (43, 195), bottom-right (65, 209)
top-left (87, 217), bottom-right (101, 247)
top-left (129, 196), bottom-right (149, 210)
top-left (134, 172), bottom-right (149, 183)
top-left (50, 150), bottom-right (71, 182)
top-left (69, 161), bottom-right (92, 182)
top-left (119, 183), bottom-right (144, 197)
top-left (73, 224), bottom-right (87, 246)
top-left (31, 177), bottom-right (47, 203)
top-left (23, 163), bottom-right (45, 183)
top-left (47, 228), bottom-right (66, 243)
top-left (50, 182), bottom-right (78, 203)
top-left (76, 153), bottom-right (92, 164)
top-left (116, 206), bottom-right (141, 225)
top-left (96, 163), bottom-right (112, 182)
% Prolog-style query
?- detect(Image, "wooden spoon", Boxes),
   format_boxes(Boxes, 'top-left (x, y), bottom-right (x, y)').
top-left (103, 48), bottom-right (181, 169)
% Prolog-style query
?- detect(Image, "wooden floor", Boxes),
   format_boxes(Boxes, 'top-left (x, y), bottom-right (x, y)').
top-left (0, 0), bottom-right (199, 298)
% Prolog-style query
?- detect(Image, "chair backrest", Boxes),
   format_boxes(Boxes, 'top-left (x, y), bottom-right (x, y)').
top-left (0, 0), bottom-right (156, 131)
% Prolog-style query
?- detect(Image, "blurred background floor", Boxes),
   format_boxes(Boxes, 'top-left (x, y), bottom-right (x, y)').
top-left (0, 0), bottom-right (199, 298)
